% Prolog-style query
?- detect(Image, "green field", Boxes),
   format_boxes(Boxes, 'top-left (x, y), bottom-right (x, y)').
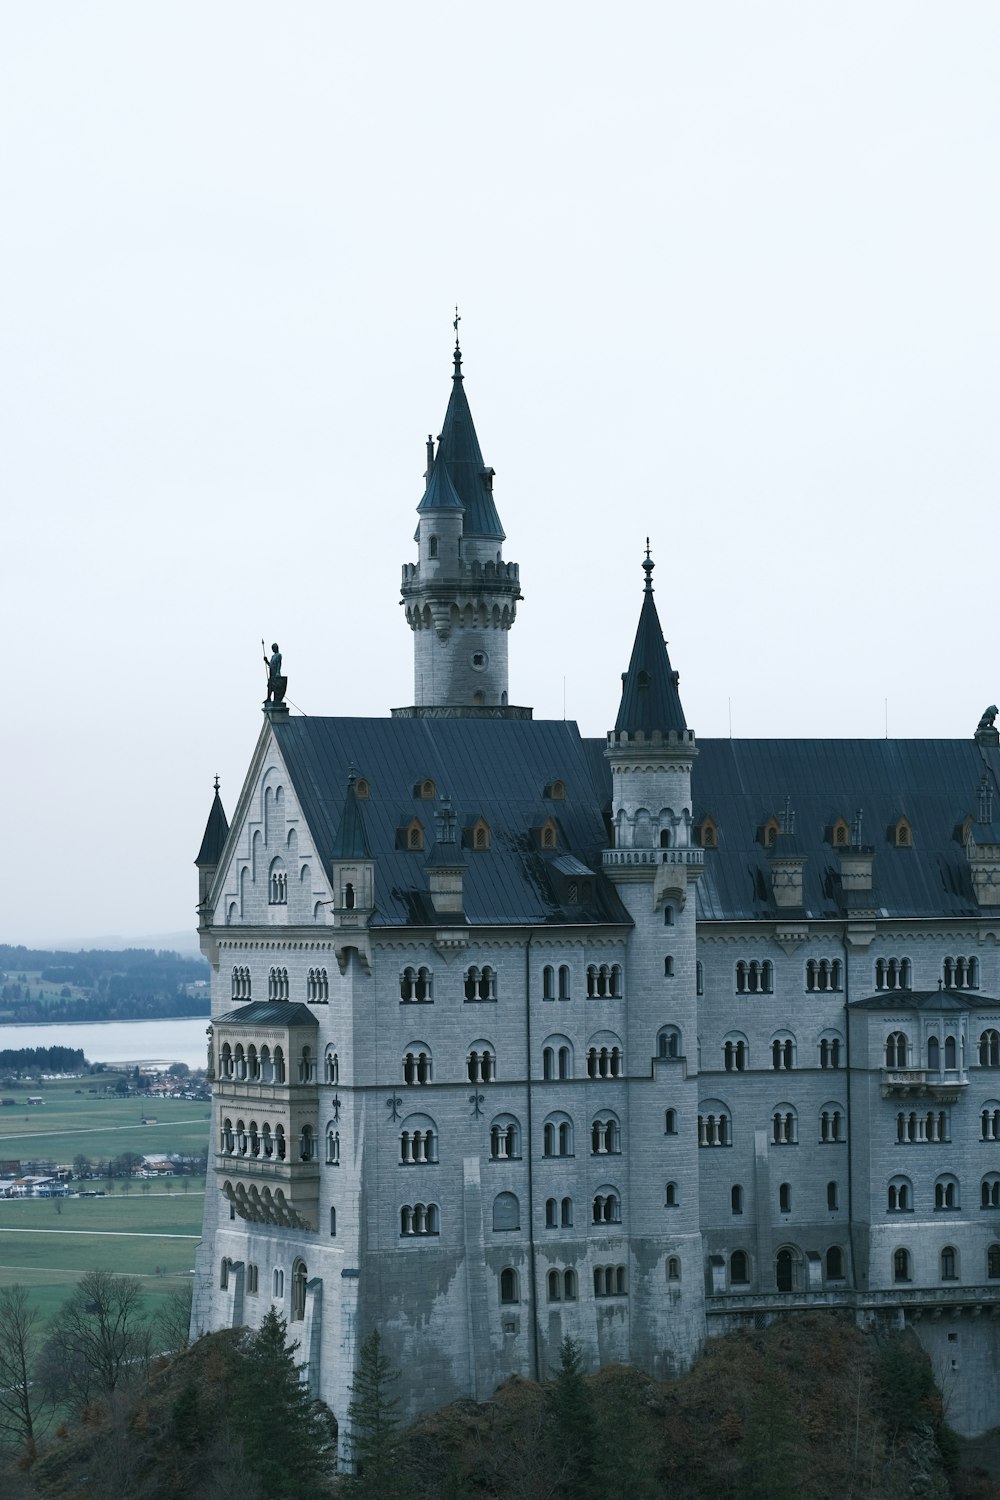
top-left (0, 1073), bottom-right (211, 1322)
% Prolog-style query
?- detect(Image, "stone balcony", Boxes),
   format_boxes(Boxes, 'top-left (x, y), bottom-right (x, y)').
top-left (603, 847), bottom-right (705, 870)
top-left (880, 1068), bottom-right (968, 1100)
top-left (707, 1285), bottom-right (1000, 1318)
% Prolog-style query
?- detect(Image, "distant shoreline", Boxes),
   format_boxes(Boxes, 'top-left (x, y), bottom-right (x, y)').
top-left (0, 1016), bottom-right (208, 1028)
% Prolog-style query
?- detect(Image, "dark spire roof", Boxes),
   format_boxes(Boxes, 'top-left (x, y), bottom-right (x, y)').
top-left (194, 777), bottom-right (229, 867)
top-left (416, 457), bottom-right (464, 515)
top-left (614, 545), bottom-right (687, 734)
top-left (422, 341), bottom-right (504, 540)
top-left (331, 768), bottom-right (372, 860)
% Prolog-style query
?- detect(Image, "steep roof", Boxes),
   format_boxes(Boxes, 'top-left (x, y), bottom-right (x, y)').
top-left (331, 772), bottom-right (372, 860)
top-left (416, 458), bottom-right (464, 515)
top-left (684, 737), bottom-right (1000, 922)
top-left (614, 551), bottom-right (687, 734)
top-left (850, 988), bottom-right (999, 1013)
top-left (272, 716), bottom-right (628, 928)
top-left (214, 1001), bottom-right (318, 1027)
top-left (428, 343), bottom-right (505, 539)
top-left (194, 780), bottom-right (229, 867)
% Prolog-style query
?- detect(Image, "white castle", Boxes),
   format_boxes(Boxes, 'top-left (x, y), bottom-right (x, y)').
top-left (191, 340), bottom-right (1000, 1447)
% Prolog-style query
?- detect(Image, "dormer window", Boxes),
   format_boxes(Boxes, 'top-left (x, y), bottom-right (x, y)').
top-left (699, 816), bottom-right (718, 849)
top-left (637, 670), bottom-right (651, 689)
top-left (415, 779), bottom-right (436, 800)
top-left (406, 819), bottom-right (425, 851)
top-left (354, 778), bottom-right (370, 799)
top-left (545, 779), bottom-right (566, 801)
top-left (539, 817), bottom-right (558, 850)
top-left (761, 816), bottom-right (781, 848)
top-left (831, 818), bottom-right (850, 848)
top-left (892, 817), bottom-right (913, 848)
top-left (467, 816), bottom-right (491, 851)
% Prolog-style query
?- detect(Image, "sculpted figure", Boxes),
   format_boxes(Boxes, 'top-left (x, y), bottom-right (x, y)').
top-left (978, 705), bottom-right (998, 732)
top-left (263, 641), bottom-right (287, 706)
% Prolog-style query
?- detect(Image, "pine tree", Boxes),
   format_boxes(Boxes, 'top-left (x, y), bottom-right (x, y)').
top-left (345, 1330), bottom-right (409, 1498)
top-left (232, 1307), bottom-right (336, 1497)
top-left (546, 1335), bottom-right (599, 1500)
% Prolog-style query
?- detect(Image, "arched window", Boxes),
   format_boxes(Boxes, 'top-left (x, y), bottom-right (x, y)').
top-left (547, 1268), bottom-right (563, 1302)
top-left (400, 1202), bottom-right (439, 1237)
top-left (827, 1181), bottom-right (839, 1210)
top-left (326, 1126), bottom-right (340, 1165)
top-left (730, 1250), bottom-right (750, 1286)
top-left (268, 862), bottom-right (288, 905)
top-left (664, 1108), bottom-right (677, 1135)
top-left (663, 956), bottom-right (674, 978)
top-left (731, 1184), bottom-right (743, 1216)
top-left (657, 1026), bottom-right (681, 1060)
top-left (771, 1033), bottom-right (795, 1071)
top-left (324, 1048), bottom-right (339, 1085)
top-left (399, 966), bottom-right (433, 1003)
top-left (819, 1033), bottom-right (843, 1069)
top-left (330, 1206), bottom-right (337, 1237)
top-left (307, 967), bottom-right (330, 1003)
top-left (723, 1034), bottom-right (748, 1072)
top-left (980, 1030), bottom-right (1000, 1068)
top-left (819, 1104), bottom-right (846, 1143)
top-left (887, 1176), bottom-right (912, 1212)
top-left (590, 1113), bottom-right (621, 1155)
top-left (499, 1267), bottom-right (519, 1304)
top-left (402, 1044), bottom-right (433, 1085)
top-left (464, 965), bottom-right (497, 1002)
top-left (778, 1183), bottom-right (791, 1213)
top-left (663, 904), bottom-right (675, 927)
top-left (698, 1102), bottom-right (731, 1147)
top-left (299, 1124), bottom-right (315, 1162)
top-left (988, 1245), bottom-right (1000, 1280)
top-left (543, 1035), bottom-right (573, 1080)
top-left (399, 1114), bottom-right (437, 1165)
top-left (493, 1192), bottom-right (519, 1232)
top-left (467, 1043), bottom-right (497, 1084)
top-left (735, 959), bottom-right (773, 995)
top-left (593, 1187), bottom-right (621, 1223)
top-left (826, 1246), bottom-right (845, 1280)
top-left (981, 1174), bottom-right (1000, 1209)
top-left (291, 1260), bottom-right (307, 1321)
top-left (885, 1031), bottom-right (908, 1069)
top-left (273, 1267), bottom-right (284, 1298)
top-left (542, 965), bottom-right (555, 1000)
top-left (893, 1248), bottom-right (911, 1283)
top-left (543, 1112), bottom-right (574, 1157)
top-left (664, 1181), bottom-right (678, 1208)
top-left (231, 966), bottom-right (251, 1000)
top-left (489, 1114), bottom-right (521, 1161)
top-left (220, 1257), bottom-right (231, 1290)
top-left (934, 1175), bottom-right (960, 1211)
top-left (667, 1257), bottom-right (681, 1282)
top-left (563, 1269), bottom-right (577, 1301)
top-left (981, 1103), bottom-right (1000, 1142)
top-left (940, 1246), bottom-right (958, 1281)
top-left (771, 1105), bottom-right (797, 1145)
top-left (558, 965), bottom-right (571, 1000)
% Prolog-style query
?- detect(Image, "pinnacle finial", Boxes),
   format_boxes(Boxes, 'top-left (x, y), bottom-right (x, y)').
top-left (213, 774), bottom-right (220, 794)
top-left (642, 538), bottom-right (654, 593)
top-left (347, 762), bottom-right (357, 786)
top-left (453, 306), bottom-right (462, 376)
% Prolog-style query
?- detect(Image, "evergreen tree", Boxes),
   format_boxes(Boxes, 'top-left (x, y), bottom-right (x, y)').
top-left (546, 1335), bottom-right (599, 1500)
top-left (232, 1308), bottom-right (336, 1497)
top-left (346, 1330), bottom-right (409, 1498)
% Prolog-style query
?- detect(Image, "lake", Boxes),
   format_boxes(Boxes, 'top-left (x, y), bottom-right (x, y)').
top-left (0, 1017), bottom-right (210, 1071)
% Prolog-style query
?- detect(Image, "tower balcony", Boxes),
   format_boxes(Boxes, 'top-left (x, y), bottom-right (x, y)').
top-left (216, 1153), bottom-right (320, 1233)
top-left (603, 847), bottom-right (704, 870)
top-left (880, 1068), bottom-right (968, 1100)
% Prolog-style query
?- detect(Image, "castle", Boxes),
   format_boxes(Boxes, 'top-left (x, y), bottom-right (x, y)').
top-left (191, 339), bottom-right (1000, 1444)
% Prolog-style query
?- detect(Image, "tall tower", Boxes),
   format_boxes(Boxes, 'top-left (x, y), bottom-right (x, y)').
top-left (603, 547), bottom-right (706, 1372)
top-left (396, 340), bottom-right (527, 718)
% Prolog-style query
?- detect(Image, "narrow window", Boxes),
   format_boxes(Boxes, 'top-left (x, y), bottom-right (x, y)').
top-left (827, 1181), bottom-right (838, 1211)
top-left (731, 1184), bottom-right (743, 1216)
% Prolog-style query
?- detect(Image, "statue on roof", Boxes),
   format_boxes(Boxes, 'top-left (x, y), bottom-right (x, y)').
top-left (978, 705), bottom-right (998, 732)
top-left (262, 641), bottom-right (287, 706)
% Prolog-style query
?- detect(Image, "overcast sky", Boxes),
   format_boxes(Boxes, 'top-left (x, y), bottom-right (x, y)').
top-left (2, 3), bottom-right (998, 948)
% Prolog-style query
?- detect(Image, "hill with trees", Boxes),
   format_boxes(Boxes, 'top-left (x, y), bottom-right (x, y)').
top-left (0, 946), bottom-right (208, 1024)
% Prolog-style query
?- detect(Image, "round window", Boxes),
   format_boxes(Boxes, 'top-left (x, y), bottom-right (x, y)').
top-left (471, 651), bottom-right (489, 671)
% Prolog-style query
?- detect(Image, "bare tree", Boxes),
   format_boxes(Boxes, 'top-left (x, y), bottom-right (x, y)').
top-left (38, 1270), bottom-right (152, 1413)
top-left (0, 1284), bottom-right (51, 1450)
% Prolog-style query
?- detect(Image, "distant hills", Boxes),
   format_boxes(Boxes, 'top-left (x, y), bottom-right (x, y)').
top-left (0, 944), bottom-right (209, 1025)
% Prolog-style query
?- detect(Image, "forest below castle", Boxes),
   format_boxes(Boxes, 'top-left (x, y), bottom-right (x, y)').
top-left (0, 946), bottom-right (208, 1025)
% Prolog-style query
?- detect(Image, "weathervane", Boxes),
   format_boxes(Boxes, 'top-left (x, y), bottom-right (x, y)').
top-left (453, 305), bottom-right (461, 344)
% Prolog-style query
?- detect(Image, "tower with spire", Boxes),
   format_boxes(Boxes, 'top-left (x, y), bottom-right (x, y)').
top-left (396, 338), bottom-right (527, 718)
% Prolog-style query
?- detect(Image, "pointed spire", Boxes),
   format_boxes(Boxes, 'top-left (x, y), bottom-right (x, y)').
top-left (424, 332), bottom-right (504, 539)
top-left (331, 767), bottom-right (372, 860)
top-left (194, 778), bottom-right (229, 867)
top-left (614, 545), bottom-right (687, 734)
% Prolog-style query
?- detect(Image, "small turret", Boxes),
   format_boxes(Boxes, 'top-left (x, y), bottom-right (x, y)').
top-left (397, 336), bottom-right (528, 719)
top-left (194, 776), bottom-right (229, 916)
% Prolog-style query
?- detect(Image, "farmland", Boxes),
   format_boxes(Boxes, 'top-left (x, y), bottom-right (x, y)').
top-left (0, 1072), bottom-right (211, 1321)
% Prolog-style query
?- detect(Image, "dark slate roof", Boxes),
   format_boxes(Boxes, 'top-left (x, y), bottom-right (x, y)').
top-left (215, 1001), bottom-right (318, 1027)
top-left (273, 717), bottom-right (629, 928)
top-left (331, 774), bottom-right (372, 860)
top-left (416, 458), bottom-right (464, 515)
top-left (680, 738), bottom-right (1000, 922)
top-left (195, 785), bottom-right (229, 867)
top-left (614, 557), bottom-right (687, 734)
top-left (430, 345), bottom-right (505, 540)
top-left (850, 988), bottom-right (1000, 1012)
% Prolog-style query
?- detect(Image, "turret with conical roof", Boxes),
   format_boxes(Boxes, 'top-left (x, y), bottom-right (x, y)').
top-left (397, 337), bottom-right (528, 720)
top-left (195, 777), bottom-right (229, 913)
top-left (615, 546), bottom-right (687, 736)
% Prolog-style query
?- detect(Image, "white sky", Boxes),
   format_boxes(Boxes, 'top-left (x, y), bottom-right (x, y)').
top-left (2, 3), bottom-right (998, 947)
